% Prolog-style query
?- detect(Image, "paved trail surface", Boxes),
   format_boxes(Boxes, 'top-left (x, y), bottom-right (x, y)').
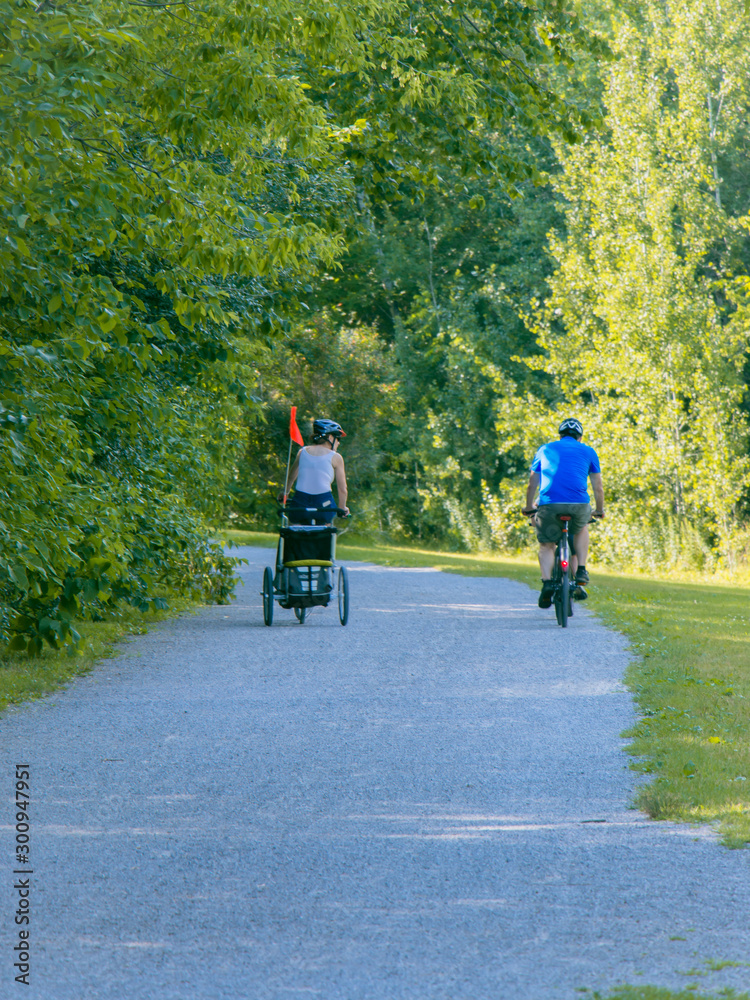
top-left (2, 546), bottom-right (749, 999)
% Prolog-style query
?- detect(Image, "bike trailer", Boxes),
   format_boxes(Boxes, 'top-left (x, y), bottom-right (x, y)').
top-left (278, 524), bottom-right (336, 608)
top-left (263, 519), bottom-right (349, 626)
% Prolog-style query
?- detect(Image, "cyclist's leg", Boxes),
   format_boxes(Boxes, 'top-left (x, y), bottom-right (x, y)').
top-left (538, 542), bottom-right (555, 579)
top-left (534, 505), bottom-right (562, 606)
top-left (573, 523), bottom-right (590, 566)
top-left (567, 504), bottom-right (592, 593)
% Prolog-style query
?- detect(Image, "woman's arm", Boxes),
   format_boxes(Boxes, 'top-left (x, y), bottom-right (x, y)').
top-left (284, 454), bottom-right (301, 497)
top-left (332, 453), bottom-right (348, 514)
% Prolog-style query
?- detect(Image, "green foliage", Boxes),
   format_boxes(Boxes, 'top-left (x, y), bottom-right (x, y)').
top-left (231, 313), bottom-right (405, 532)
top-left (0, 0), bottom-right (386, 648)
top-left (241, 146), bottom-right (565, 545)
top-left (590, 509), bottom-right (715, 573)
top-left (1, 0), bottom-right (608, 649)
top-left (233, 0), bottom-right (604, 544)
top-left (309, 0), bottom-right (609, 204)
top-left (16, 0), bottom-right (750, 651)
top-left (497, 0), bottom-right (750, 565)
top-left (236, 0), bottom-right (750, 571)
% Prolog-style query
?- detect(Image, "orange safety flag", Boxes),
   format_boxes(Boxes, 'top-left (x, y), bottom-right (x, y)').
top-left (289, 406), bottom-right (304, 446)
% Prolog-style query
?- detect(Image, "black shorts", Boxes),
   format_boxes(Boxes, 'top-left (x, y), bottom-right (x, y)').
top-left (287, 490), bottom-right (337, 525)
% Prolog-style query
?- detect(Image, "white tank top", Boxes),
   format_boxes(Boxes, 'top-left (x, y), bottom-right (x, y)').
top-left (296, 448), bottom-right (335, 494)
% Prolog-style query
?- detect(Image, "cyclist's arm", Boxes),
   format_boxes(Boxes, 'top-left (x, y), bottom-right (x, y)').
top-left (332, 453), bottom-right (349, 515)
top-left (589, 472), bottom-right (604, 514)
top-left (525, 472), bottom-right (540, 511)
top-left (284, 455), bottom-right (300, 496)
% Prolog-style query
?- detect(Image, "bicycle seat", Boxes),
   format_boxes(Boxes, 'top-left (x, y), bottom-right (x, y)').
top-left (558, 515), bottom-right (572, 522)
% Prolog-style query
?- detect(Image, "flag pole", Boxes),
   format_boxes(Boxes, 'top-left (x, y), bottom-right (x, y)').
top-left (284, 406), bottom-right (304, 508)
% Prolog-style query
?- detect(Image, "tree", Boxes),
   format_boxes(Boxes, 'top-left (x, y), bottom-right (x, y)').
top-left (0, 0), bottom-right (395, 650)
top-left (508, 0), bottom-right (750, 567)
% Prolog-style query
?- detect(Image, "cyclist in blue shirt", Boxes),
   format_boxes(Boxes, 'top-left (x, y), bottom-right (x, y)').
top-left (523, 418), bottom-right (605, 608)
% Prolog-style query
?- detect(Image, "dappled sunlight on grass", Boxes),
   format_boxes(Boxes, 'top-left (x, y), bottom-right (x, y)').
top-left (599, 579), bottom-right (750, 842)
top-left (593, 986), bottom-right (750, 1000)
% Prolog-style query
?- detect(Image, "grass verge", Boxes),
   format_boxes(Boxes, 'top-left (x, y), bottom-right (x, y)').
top-left (592, 988), bottom-right (750, 999)
top-left (225, 529), bottom-right (750, 847)
top-left (0, 597), bottom-right (196, 712)
top-left (594, 571), bottom-right (750, 848)
top-left (596, 986), bottom-right (750, 1000)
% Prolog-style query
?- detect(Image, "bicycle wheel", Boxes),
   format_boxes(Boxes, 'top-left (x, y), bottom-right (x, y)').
top-left (262, 567), bottom-right (274, 626)
top-left (551, 544), bottom-right (562, 624)
top-left (338, 566), bottom-right (349, 626)
top-left (559, 570), bottom-right (569, 627)
top-left (559, 534), bottom-right (570, 627)
top-left (294, 606), bottom-right (306, 624)
top-left (552, 535), bottom-right (570, 628)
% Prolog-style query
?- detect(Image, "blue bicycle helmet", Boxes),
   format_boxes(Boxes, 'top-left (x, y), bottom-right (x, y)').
top-left (313, 418), bottom-right (346, 443)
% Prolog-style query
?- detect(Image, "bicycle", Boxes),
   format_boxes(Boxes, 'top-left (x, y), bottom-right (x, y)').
top-left (523, 508), bottom-right (601, 628)
top-left (552, 514), bottom-right (574, 628)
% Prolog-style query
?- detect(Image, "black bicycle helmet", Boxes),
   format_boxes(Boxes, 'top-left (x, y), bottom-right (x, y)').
top-left (312, 418), bottom-right (346, 443)
top-left (558, 417), bottom-right (583, 438)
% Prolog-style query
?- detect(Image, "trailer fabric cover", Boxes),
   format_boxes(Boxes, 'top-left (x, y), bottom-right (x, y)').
top-left (280, 525), bottom-right (336, 566)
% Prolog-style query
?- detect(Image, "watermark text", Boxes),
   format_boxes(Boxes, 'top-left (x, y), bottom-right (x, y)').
top-left (12, 764), bottom-right (31, 986)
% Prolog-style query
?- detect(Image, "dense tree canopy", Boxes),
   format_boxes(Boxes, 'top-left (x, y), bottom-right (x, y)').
top-left (0, 0), bottom-right (601, 649)
top-left (3, 0), bottom-right (749, 651)
top-left (513, 0), bottom-right (750, 567)
top-left (239, 0), bottom-right (750, 573)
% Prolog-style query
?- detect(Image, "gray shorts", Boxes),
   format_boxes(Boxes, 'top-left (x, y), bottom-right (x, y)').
top-left (534, 503), bottom-right (591, 543)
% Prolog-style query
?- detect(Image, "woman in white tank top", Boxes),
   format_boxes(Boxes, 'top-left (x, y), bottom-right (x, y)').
top-left (284, 418), bottom-right (349, 524)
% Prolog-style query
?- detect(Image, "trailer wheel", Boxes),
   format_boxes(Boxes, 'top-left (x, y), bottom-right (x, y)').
top-left (262, 567), bottom-right (274, 626)
top-left (338, 567), bottom-right (349, 626)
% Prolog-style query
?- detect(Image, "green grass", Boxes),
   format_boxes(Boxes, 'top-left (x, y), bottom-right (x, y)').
top-left (225, 529), bottom-right (750, 847)
top-left (223, 528), bottom-right (278, 548)
top-left (0, 597), bottom-right (196, 712)
top-left (591, 571), bottom-right (750, 847)
top-left (590, 988), bottom-right (750, 999)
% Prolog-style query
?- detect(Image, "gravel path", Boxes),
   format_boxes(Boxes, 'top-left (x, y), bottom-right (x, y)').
top-left (2, 546), bottom-right (749, 999)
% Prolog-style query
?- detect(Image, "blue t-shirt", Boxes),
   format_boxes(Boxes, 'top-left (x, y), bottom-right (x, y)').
top-left (531, 437), bottom-right (601, 505)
